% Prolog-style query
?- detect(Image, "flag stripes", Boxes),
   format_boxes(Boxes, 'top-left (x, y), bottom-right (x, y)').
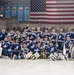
top-left (30, 0), bottom-right (74, 24)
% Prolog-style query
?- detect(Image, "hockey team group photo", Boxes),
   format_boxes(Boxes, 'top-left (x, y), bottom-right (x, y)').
top-left (0, 24), bottom-right (74, 61)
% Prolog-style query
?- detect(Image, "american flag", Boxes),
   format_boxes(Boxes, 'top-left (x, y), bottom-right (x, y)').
top-left (30, 0), bottom-right (74, 24)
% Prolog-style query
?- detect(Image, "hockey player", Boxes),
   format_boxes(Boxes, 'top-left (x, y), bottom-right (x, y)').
top-left (29, 40), bottom-right (36, 53)
top-left (7, 30), bottom-right (15, 38)
top-left (65, 28), bottom-right (74, 43)
top-left (64, 36), bottom-right (72, 60)
top-left (25, 36), bottom-right (30, 47)
top-left (49, 27), bottom-right (57, 45)
top-left (45, 37), bottom-right (49, 46)
top-left (1, 38), bottom-right (9, 57)
top-left (12, 39), bottom-right (21, 59)
top-left (0, 29), bottom-right (7, 42)
top-left (19, 34), bottom-right (25, 44)
top-left (35, 26), bottom-right (42, 38)
top-left (7, 36), bottom-right (13, 58)
top-left (47, 42), bottom-right (58, 61)
top-left (29, 28), bottom-right (37, 41)
top-left (31, 42), bottom-right (41, 59)
top-left (23, 28), bottom-right (28, 38)
top-left (36, 36), bottom-right (43, 45)
top-left (43, 29), bottom-right (50, 38)
top-left (57, 28), bottom-right (64, 53)
top-left (13, 30), bottom-right (20, 40)
top-left (19, 43), bottom-right (30, 59)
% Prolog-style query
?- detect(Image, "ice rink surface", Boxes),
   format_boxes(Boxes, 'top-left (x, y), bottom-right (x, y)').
top-left (0, 59), bottom-right (74, 75)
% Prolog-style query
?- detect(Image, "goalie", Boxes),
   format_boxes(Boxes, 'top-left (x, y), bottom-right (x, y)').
top-left (64, 36), bottom-right (73, 60)
top-left (70, 40), bottom-right (74, 59)
top-left (0, 42), bottom-right (2, 57)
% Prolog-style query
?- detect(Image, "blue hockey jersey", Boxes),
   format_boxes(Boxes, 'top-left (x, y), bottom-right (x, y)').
top-left (46, 45), bottom-right (57, 53)
top-left (12, 43), bottom-right (20, 51)
top-left (0, 32), bottom-right (7, 41)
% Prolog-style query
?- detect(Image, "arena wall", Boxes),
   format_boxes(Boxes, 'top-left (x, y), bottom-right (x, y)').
top-left (0, 19), bottom-right (74, 30)
top-left (0, 20), bottom-right (6, 30)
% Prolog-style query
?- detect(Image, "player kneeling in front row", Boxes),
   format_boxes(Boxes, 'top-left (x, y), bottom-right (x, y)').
top-left (46, 41), bottom-right (58, 61)
top-left (19, 42), bottom-right (41, 60)
top-left (12, 39), bottom-right (21, 59)
top-left (1, 38), bottom-right (9, 58)
top-left (31, 42), bottom-right (41, 60)
top-left (19, 43), bottom-right (32, 59)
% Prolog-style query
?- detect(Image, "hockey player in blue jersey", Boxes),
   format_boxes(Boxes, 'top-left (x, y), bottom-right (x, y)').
top-left (70, 29), bottom-right (74, 43)
top-left (12, 39), bottom-right (21, 59)
top-left (35, 26), bottom-right (43, 38)
top-left (43, 29), bottom-right (50, 38)
top-left (29, 40), bottom-right (36, 53)
top-left (7, 36), bottom-right (13, 58)
top-left (19, 34), bottom-right (25, 44)
top-left (65, 28), bottom-right (74, 43)
top-left (29, 28), bottom-right (37, 41)
top-left (33, 42), bottom-right (41, 54)
top-left (36, 36), bottom-right (43, 44)
top-left (47, 41), bottom-right (58, 60)
top-left (13, 30), bottom-right (20, 40)
top-left (7, 30), bottom-right (15, 38)
top-left (20, 42), bottom-right (34, 59)
top-left (0, 29), bottom-right (7, 42)
top-left (43, 37), bottom-right (49, 47)
top-left (31, 42), bottom-right (41, 59)
top-left (40, 38), bottom-right (48, 59)
top-left (57, 28), bottom-right (64, 53)
top-left (23, 28), bottom-right (28, 38)
top-left (1, 38), bottom-right (9, 57)
top-left (19, 43), bottom-right (30, 59)
top-left (25, 36), bottom-right (30, 47)
top-left (25, 24), bottom-right (31, 32)
top-left (64, 36), bottom-right (72, 60)
top-left (49, 27), bottom-right (57, 45)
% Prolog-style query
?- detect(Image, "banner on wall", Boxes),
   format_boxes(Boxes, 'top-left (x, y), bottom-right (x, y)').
top-left (0, 2), bottom-right (5, 15)
top-left (23, 1), bottom-right (30, 21)
top-left (5, 2), bottom-right (11, 18)
top-left (17, 2), bottom-right (24, 21)
top-left (11, 2), bottom-right (17, 17)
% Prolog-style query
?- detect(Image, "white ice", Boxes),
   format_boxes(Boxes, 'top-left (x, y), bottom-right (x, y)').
top-left (0, 59), bottom-right (74, 75)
